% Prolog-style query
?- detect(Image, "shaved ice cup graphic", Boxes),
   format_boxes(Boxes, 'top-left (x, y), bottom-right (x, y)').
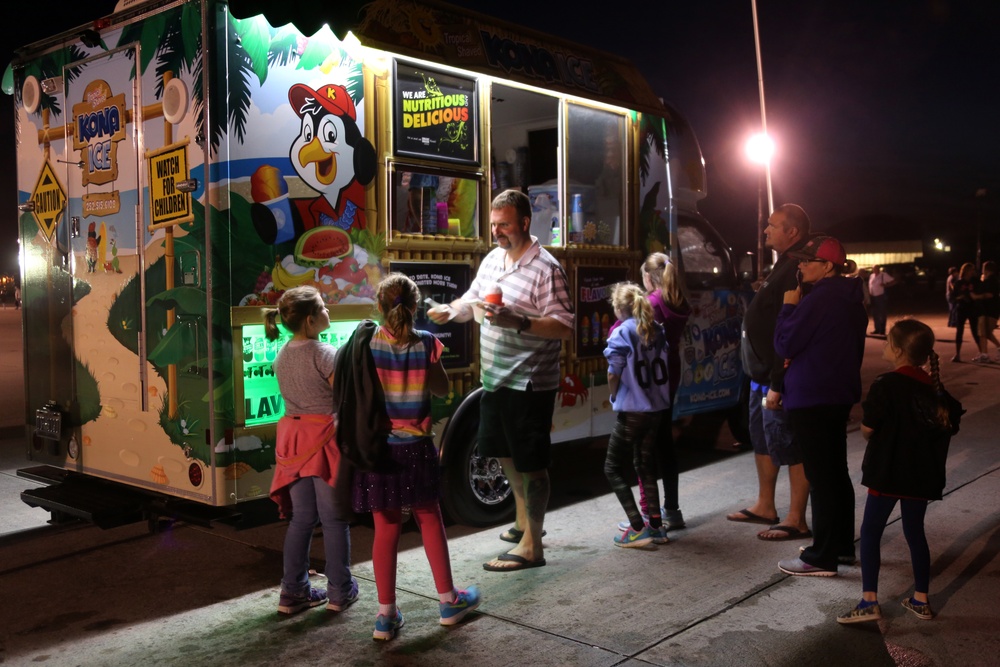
top-left (264, 194), bottom-right (295, 244)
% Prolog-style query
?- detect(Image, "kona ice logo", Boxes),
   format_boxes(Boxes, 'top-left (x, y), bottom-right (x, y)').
top-left (480, 30), bottom-right (599, 93)
top-left (72, 79), bottom-right (127, 187)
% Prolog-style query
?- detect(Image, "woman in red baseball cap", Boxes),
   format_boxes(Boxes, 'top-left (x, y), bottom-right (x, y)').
top-left (771, 235), bottom-right (869, 577)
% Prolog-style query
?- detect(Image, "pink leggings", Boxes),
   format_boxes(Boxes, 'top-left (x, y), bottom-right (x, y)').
top-left (372, 502), bottom-right (453, 604)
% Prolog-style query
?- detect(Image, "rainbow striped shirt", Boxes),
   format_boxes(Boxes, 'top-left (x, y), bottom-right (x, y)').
top-left (370, 327), bottom-right (444, 443)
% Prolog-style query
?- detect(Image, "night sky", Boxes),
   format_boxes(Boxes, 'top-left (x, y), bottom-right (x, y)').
top-left (2, 0), bottom-right (997, 276)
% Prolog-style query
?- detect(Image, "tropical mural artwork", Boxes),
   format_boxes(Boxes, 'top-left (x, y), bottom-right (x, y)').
top-left (15, 3), bottom-right (385, 503)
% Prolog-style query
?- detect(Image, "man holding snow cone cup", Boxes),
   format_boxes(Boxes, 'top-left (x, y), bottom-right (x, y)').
top-left (428, 189), bottom-right (574, 572)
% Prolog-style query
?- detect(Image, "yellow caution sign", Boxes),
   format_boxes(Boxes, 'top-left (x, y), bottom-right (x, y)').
top-left (147, 140), bottom-right (193, 230)
top-left (30, 161), bottom-right (67, 241)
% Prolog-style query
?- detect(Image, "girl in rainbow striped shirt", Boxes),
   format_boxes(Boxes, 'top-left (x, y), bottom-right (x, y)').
top-left (352, 272), bottom-right (481, 640)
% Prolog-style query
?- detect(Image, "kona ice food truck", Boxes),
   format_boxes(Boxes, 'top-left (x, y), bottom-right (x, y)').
top-left (9, 0), bottom-right (749, 529)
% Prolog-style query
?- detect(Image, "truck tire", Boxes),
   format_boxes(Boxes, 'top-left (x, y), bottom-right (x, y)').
top-left (440, 416), bottom-right (515, 527)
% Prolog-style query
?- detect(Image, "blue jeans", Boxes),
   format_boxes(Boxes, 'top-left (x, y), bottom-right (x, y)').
top-left (282, 476), bottom-right (353, 601)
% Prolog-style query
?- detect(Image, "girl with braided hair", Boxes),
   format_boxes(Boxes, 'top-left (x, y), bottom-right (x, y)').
top-left (837, 319), bottom-right (964, 624)
top-left (603, 282), bottom-right (672, 547)
top-left (350, 272), bottom-right (480, 640)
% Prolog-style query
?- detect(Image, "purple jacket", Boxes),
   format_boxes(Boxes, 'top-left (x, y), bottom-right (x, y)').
top-left (774, 276), bottom-right (867, 410)
top-left (647, 290), bottom-right (690, 400)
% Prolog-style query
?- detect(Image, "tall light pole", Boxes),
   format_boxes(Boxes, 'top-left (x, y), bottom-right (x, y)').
top-left (746, 133), bottom-right (774, 278)
top-left (976, 188), bottom-right (987, 270)
top-left (751, 0), bottom-right (774, 214)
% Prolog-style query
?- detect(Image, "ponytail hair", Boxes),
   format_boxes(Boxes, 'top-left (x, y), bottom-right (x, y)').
top-left (264, 285), bottom-right (324, 341)
top-left (888, 318), bottom-right (952, 430)
top-left (376, 272), bottom-right (420, 343)
top-left (642, 252), bottom-right (688, 311)
top-left (610, 282), bottom-right (658, 347)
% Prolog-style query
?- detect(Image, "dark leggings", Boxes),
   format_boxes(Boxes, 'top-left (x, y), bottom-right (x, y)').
top-left (637, 415), bottom-right (678, 514)
top-left (860, 493), bottom-right (930, 595)
top-left (954, 309), bottom-right (981, 349)
top-left (605, 411), bottom-right (663, 530)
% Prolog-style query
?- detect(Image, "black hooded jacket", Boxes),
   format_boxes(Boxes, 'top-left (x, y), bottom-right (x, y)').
top-left (740, 237), bottom-right (809, 391)
top-left (331, 320), bottom-right (392, 472)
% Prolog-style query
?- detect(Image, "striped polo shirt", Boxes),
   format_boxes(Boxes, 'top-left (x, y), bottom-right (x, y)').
top-left (464, 238), bottom-right (574, 392)
top-left (370, 327), bottom-right (443, 442)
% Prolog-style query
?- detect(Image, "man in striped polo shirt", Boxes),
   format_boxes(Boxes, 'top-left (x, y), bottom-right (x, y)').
top-left (429, 189), bottom-right (574, 571)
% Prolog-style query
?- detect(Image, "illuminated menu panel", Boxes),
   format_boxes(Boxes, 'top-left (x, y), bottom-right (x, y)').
top-left (240, 319), bottom-right (362, 427)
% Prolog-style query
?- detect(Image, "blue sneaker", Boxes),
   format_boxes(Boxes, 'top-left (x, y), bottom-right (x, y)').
top-left (327, 577), bottom-right (359, 612)
top-left (373, 609), bottom-right (405, 641)
top-left (440, 586), bottom-right (481, 625)
top-left (614, 525), bottom-right (654, 548)
top-left (651, 526), bottom-right (670, 545)
top-left (277, 586), bottom-right (327, 615)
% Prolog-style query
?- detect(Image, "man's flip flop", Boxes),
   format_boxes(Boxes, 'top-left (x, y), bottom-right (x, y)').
top-left (482, 552), bottom-right (547, 572)
top-left (726, 508), bottom-right (780, 525)
top-left (757, 525), bottom-right (813, 541)
top-left (499, 527), bottom-right (547, 543)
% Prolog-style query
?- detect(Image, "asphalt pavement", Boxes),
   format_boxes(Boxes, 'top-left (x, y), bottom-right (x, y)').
top-left (1, 301), bottom-right (999, 667)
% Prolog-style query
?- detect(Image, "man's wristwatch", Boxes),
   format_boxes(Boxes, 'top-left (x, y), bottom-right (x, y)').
top-left (517, 314), bottom-right (531, 333)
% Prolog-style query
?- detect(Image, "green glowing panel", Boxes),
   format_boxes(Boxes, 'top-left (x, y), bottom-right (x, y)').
top-left (240, 319), bottom-right (362, 427)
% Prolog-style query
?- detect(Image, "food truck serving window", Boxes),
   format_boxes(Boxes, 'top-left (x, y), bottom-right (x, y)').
top-left (391, 166), bottom-right (480, 238)
top-left (565, 104), bottom-right (626, 246)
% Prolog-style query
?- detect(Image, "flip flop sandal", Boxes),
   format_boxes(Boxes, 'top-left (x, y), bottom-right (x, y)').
top-left (482, 552), bottom-right (547, 572)
top-left (757, 525), bottom-right (813, 541)
top-left (499, 527), bottom-right (547, 543)
top-left (726, 508), bottom-right (780, 525)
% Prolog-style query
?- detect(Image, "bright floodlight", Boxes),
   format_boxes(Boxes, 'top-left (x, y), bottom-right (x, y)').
top-left (746, 133), bottom-right (775, 165)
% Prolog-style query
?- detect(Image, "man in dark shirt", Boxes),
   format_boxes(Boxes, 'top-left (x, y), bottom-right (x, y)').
top-left (726, 204), bottom-right (812, 541)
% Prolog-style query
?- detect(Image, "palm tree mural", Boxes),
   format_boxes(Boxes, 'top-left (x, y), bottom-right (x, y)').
top-left (640, 114), bottom-right (671, 255)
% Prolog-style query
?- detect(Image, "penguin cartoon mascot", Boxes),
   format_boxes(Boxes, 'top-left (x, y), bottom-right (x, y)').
top-left (251, 83), bottom-right (376, 245)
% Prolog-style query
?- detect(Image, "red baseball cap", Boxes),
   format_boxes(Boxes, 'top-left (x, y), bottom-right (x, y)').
top-left (288, 83), bottom-right (357, 122)
top-left (788, 235), bottom-right (847, 265)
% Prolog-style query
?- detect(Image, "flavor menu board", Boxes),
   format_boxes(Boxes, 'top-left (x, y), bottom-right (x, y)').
top-left (240, 319), bottom-right (362, 427)
top-left (394, 62), bottom-right (479, 165)
top-left (390, 261), bottom-right (473, 369)
top-left (575, 265), bottom-right (628, 359)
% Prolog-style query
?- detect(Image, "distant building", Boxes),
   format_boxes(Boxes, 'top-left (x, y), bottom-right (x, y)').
top-left (842, 239), bottom-right (923, 269)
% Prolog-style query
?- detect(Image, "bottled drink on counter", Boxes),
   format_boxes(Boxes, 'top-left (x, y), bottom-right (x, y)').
top-left (571, 193), bottom-right (584, 233)
top-left (435, 202), bottom-right (448, 235)
top-left (421, 187), bottom-right (437, 234)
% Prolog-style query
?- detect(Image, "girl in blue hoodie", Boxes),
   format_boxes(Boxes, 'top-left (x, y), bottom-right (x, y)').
top-left (603, 283), bottom-right (673, 547)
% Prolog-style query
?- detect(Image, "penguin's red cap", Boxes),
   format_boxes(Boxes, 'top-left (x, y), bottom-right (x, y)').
top-left (288, 83), bottom-right (357, 122)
